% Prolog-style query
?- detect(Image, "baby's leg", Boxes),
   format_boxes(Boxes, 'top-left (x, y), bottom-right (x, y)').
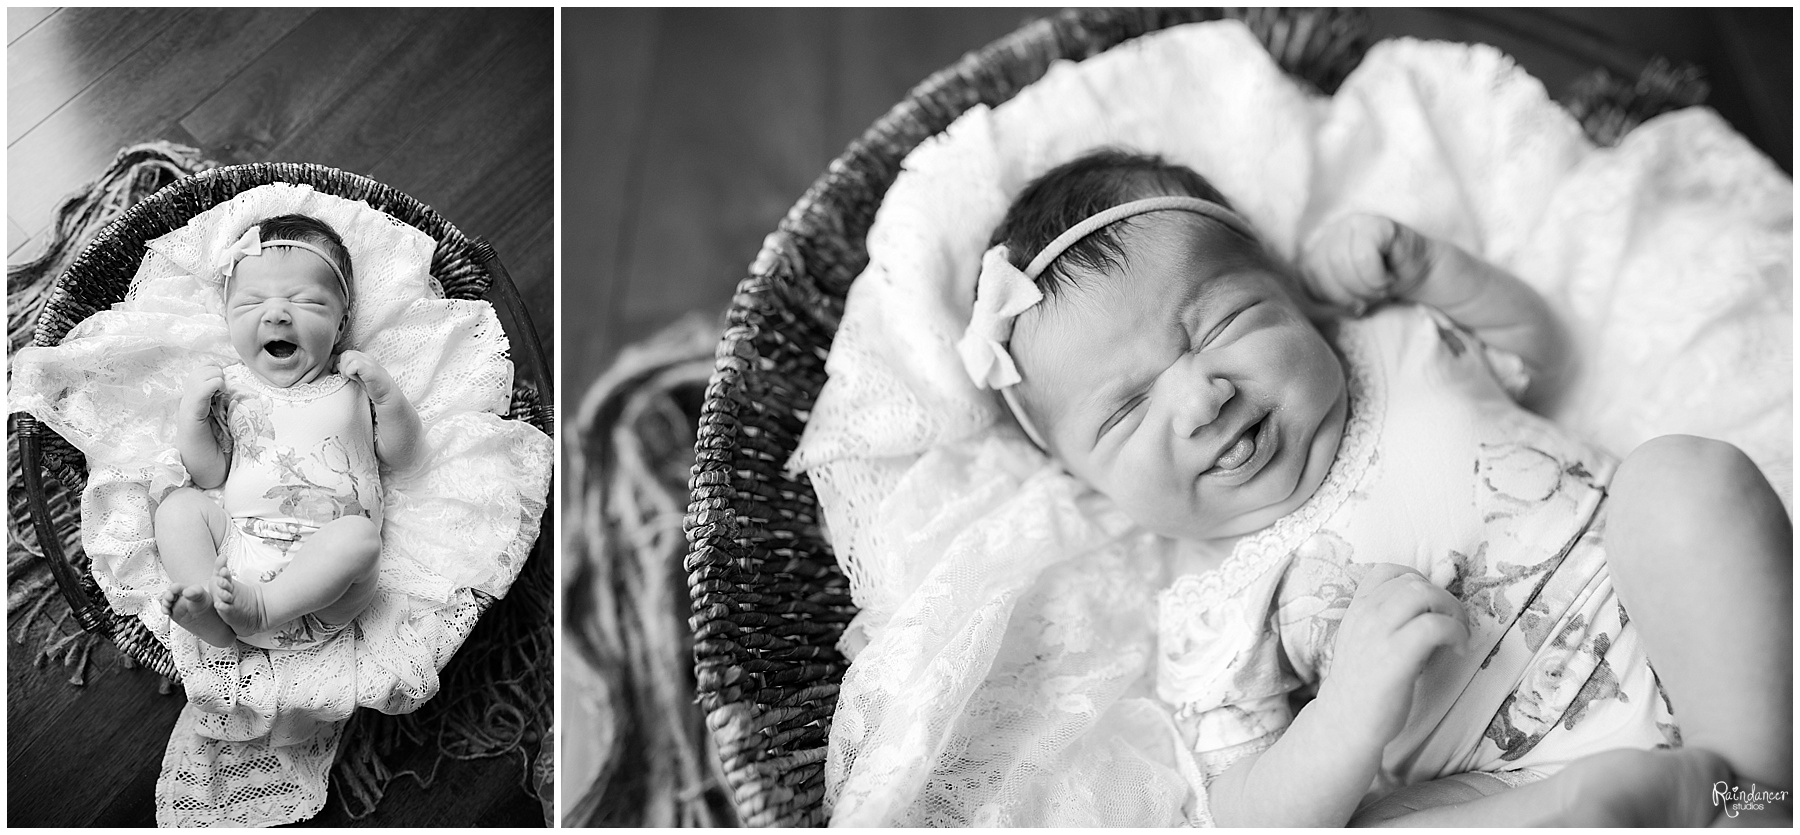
top-left (213, 515), bottom-right (381, 637)
top-left (1608, 435), bottom-right (1791, 818)
top-left (1355, 748), bottom-right (1729, 827)
top-left (153, 487), bottom-right (235, 647)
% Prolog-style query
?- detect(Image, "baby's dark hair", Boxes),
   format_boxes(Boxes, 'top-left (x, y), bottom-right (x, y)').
top-left (989, 149), bottom-right (1237, 299)
top-left (260, 213), bottom-right (354, 299)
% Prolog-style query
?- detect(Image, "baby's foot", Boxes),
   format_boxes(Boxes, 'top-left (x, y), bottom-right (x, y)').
top-left (160, 582), bottom-right (237, 647)
top-left (1556, 747), bottom-right (1732, 827)
top-left (211, 563), bottom-right (272, 638)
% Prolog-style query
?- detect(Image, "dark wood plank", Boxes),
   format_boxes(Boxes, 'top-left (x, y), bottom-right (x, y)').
top-left (7, 7), bottom-right (184, 144)
top-left (253, 8), bottom-right (531, 175)
top-left (569, 9), bottom-right (1056, 392)
top-left (7, 6), bottom-right (54, 44)
top-left (178, 7), bottom-right (437, 162)
top-left (362, 8), bottom-right (554, 351)
top-left (561, 7), bottom-right (660, 402)
top-left (7, 639), bottom-right (185, 827)
top-left (7, 7), bottom-right (315, 244)
top-left (609, 8), bottom-right (834, 362)
top-left (828, 8), bottom-right (1052, 143)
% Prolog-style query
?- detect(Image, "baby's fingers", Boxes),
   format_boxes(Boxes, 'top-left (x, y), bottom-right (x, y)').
top-left (1355, 562), bottom-right (1419, 593)
top-left (1355, 565), bottom-right (1468, 636)
top-left (1300, 216), bottom-right (1395, 309)
top-left (1393, 609), bottom-right (1470, 668)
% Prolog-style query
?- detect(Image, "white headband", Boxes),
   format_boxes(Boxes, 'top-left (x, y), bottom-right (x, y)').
top-left (956, 195), bottom-right (1256, 449)
top-left (218, 225), bottom-right (351, 302)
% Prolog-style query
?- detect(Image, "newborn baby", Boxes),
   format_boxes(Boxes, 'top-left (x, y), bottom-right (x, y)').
top-left (156, 214), bottom-right (423, 650)
top-left (961, 149), bottom-right (1791, 826)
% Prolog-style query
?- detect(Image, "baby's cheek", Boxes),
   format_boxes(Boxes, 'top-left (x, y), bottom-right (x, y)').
top-left (1105, 474), bottom-right (1194, 537)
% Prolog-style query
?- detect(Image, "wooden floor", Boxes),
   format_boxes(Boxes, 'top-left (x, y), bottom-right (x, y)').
top-left (558, 5), bottom-right (1791, 809)
top-left (6, 7), bottom-right (551, 827)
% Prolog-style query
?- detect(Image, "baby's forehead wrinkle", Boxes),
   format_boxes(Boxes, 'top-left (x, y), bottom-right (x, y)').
top-left (233, 252), bottom-right (347, 305)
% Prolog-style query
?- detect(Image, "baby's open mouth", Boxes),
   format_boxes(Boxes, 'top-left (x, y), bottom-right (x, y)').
top-left (1211, 418), bottom-right (1264, 473)
top-left (264, 340), bottom-right (298, 359)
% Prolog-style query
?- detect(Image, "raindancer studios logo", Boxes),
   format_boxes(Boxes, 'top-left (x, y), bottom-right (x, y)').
top-left (1713, 781), bottom-right (1789, 819)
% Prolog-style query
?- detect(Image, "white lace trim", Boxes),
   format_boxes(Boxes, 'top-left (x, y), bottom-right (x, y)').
top-left (226, 364), bottom-right (349, 401)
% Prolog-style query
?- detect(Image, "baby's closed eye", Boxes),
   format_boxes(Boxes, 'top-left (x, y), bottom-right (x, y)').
top-left (1201, 309), bottom-right (1243, 345)
top-left (1099, 395), bottom-right (1147, 437)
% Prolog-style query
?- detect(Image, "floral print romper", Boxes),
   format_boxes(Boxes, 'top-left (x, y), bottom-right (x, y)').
top-left (1157, 304), bottom-right (1676, 809)
top-left (218, 363), bottom-right (382, 649)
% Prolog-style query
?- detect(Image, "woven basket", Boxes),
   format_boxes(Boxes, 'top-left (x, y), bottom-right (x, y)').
top-left (683, 7), bottom-right (1707, 827)
top-left (16, 161), bottom-right (554, 682)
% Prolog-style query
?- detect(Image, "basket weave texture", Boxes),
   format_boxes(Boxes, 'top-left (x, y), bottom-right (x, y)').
top-left (681, 6), bottom-right (1709, 828)
top-left (17, 161), bottom-right (553, 681)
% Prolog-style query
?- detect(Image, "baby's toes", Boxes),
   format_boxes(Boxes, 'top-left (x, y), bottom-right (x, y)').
top-left (179, 584), bottom-right (209, 608)
top-left (212, 570), bottom-right (235, 605)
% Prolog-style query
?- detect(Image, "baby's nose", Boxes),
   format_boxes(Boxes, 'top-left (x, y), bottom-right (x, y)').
top-left (1173, 375), bottom-right (1234, 437)
top-left (260, 300), bottom-right (292, 324)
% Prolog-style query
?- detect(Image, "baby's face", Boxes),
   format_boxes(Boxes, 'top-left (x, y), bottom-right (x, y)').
top-left (225, 248), bottom-right (347, 388)
top-left (1010, 214), bottom-right (1348, 542)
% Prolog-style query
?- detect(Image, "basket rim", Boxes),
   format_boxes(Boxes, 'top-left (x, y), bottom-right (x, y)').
top-left (32, 160), bottom-right (486, 350)
top-left (18, 159), bottom-right (551, 682)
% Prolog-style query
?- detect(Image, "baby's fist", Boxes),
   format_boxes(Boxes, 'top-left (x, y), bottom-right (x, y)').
top-left (179, 363), bottom-right (226, 421)
top-left (1298, 214), bottom-right (1435, 316)
top-left (338, 351), bottom-right (398, 404)
top-left (1317, 563), bottom-right (1469, 752)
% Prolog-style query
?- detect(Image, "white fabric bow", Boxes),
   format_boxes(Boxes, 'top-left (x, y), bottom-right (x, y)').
top-left (217, 225), bottom-right (263, 283)
top-left (957, 244), bottom-right (1044, 389)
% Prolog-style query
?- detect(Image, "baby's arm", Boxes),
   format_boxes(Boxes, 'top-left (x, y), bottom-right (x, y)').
top-left (338, 350), bottom-right (424, 473)
top-left (1208, 564), bottom-right (1469, 827)
top-left (175, 363), bottom-right (230, 488)
top-left (1300, 214), bottom-right (1569, 407)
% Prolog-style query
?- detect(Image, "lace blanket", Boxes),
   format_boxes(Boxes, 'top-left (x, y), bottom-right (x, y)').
top-left (11, 182), bottom-right (553, 827)
top-left (789, 21), bottom-right (1792, 826)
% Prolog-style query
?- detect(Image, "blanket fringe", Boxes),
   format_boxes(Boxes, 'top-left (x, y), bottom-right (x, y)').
top-left (7, 143), bottom-right (210, 685)
top-left (564, 313), bottom-right (738, 826)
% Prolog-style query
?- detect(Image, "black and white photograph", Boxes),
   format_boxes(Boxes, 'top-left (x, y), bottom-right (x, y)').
top-left (561, 7), bottom-right (1790, 828)
top-left (3, 4), bottom-right (1791, 831)
top-left (8, 7), bottom-right (553, 826)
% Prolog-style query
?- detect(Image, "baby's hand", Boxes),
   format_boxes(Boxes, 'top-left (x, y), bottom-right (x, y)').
top-left (338, 350), bottom-right (401, 405)
top-left (179, 363), bottom-right (226, 422)
top-left (1298, 214), bottom-right (1436, 316)
top-left (1316, 563), bottom-right (1468, 753)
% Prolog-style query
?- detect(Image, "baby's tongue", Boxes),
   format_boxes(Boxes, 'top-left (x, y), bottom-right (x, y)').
top-left (1216, 425), bottom-right (1256, 470)
top-left (266, 341), bottom-right (296, 358)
